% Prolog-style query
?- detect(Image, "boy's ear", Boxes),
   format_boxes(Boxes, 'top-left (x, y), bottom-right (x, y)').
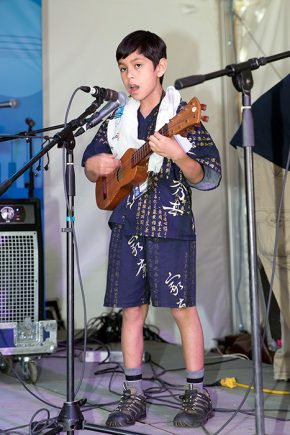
top-left (157, 58), bottom-right (167, 78)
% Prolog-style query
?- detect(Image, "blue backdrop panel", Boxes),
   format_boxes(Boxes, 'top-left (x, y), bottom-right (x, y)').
top-left (0, 0), bottom-right (43, 199)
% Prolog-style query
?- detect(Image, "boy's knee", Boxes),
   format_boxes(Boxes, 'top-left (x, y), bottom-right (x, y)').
top-left (123, 306), bottom-right (146, 324)
top-left (171, 306), bottom-right (197, 322)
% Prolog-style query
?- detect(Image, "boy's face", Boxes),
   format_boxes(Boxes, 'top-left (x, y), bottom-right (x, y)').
top-left (118, 50), bottom-right (167, 104)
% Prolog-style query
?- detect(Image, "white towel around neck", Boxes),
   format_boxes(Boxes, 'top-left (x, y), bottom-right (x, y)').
top-left (107, 85), bottom-right (192, 174)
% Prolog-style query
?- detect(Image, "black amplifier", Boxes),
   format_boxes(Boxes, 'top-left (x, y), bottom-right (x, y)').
top-left (0, 198), bottom-right (44, 323)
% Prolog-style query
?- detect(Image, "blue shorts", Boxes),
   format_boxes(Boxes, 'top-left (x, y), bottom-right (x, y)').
top-left (104, 224), bottom-right (196, 308)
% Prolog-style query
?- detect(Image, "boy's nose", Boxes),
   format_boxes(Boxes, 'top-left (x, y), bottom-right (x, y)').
top-left (127, 68), bottom-right (134, 79)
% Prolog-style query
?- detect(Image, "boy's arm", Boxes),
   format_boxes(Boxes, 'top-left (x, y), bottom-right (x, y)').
top-left (85, 153), bottom-right (121, 182)
top-left (148, 132), bottom-right (204, 184)
top-left (172, 149), bottom-right (205, 184)
top-left (82, 117), bottom-right (121, 183)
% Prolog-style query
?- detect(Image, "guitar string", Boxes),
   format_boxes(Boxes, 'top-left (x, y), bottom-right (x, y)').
top-left (98, 123), bottom-right (161, 191)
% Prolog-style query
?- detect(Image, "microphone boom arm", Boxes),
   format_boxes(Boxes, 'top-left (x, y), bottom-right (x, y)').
top-left (175, 50), bottom-right (290, 89)
top-left (0, 97), bottom-right (104, 196)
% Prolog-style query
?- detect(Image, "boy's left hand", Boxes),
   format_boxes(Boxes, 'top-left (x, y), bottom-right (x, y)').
top-left (148, 132), bottom-right (185, 161)
top-left (149, 131), bottom-right (204, 184)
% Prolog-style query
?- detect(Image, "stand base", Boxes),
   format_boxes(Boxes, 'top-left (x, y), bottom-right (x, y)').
top-left (34, 399), bottom-right (147, 435)
top-left (57, 400), bottom-right (85, 431)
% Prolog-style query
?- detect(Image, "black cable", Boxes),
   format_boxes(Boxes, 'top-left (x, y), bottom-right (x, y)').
top-left (29, 408), bottom-right (52, 435)
top-left (0, 352), bottom-right (61, 410)
top-left (3, 348), bottom-right (287, 435)
top-left (72, 310), bottom-right (169, 346)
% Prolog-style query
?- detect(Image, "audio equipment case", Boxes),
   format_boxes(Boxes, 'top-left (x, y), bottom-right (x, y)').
top-left (0, 198), bottom-right (57, 380)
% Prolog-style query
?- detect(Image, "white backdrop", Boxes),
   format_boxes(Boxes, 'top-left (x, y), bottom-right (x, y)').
top-left (233, 0), bottom-right (290, 372)
top-left (42, 0), bottom-right (236, 348)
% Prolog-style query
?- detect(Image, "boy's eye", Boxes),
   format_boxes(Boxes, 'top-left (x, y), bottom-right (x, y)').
top-left (135, 63), bottom-right (142, 69)
top-left (119, 67), bottom-right (126, 73)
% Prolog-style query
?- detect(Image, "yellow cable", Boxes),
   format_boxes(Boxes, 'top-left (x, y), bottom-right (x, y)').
top-left (220, 377), bottom-right (290, 395)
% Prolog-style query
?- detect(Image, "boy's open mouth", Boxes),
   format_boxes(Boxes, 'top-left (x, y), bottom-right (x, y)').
top-left (129, 84), bottom-right (139, 92)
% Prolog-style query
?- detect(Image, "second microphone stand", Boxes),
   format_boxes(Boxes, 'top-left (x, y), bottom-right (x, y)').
top-left (175, 50), bottom-right (290, 435)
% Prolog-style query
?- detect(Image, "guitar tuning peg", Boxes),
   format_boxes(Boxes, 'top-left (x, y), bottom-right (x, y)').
top-left (201, 103), bottom-right (207, 111)
top-left (201, 115), bottom-right (209, 122)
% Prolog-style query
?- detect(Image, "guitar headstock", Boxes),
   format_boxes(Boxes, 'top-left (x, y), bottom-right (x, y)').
top-left (167, 97), bottom-right (208, 137)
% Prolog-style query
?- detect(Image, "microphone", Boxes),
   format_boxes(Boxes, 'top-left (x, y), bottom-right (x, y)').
top-left (80, 85), bottom-right (119, 101)
top-left (0, 99), bottom-right (18, 109)
top-left (25, 118), bottom-right (35, 128)
top-left (174, 75), bottom-right (205, 90)
top-left (74, 91), bottom-right (128, 137)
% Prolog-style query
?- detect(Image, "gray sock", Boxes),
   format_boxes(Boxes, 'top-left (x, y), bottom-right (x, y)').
top-left (186, 368), bottom-right (204, 392)
top-left (124, 367), bottom-right (144, 396)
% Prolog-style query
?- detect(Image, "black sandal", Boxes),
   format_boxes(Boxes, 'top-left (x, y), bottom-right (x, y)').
top-left (106, 384), bottom-right (146, 427)
top-left (173, 387), bottom-right (213, 427)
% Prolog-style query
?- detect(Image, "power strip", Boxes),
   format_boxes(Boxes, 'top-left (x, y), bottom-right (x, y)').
top-left (81, 350), bottom-right (148, 363)
top-left (82, 350), bottom-right (123, 363)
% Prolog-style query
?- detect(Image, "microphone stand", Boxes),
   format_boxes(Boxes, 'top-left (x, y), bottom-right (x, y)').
top-left (0, 97), bottom-right (146, 435)
top-left (175, 49), bottom-right (290, 435)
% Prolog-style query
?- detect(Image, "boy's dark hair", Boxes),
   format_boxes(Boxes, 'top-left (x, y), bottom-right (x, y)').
top-left (116, 30), bottom-right (167, 83)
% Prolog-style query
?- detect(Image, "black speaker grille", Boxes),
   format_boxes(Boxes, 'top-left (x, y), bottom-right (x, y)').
top-left (0, 231), bottom-right (39, 323)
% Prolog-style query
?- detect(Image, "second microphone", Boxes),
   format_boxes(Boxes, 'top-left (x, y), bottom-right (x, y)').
top-left (75, 91), bottom-right (128, 137)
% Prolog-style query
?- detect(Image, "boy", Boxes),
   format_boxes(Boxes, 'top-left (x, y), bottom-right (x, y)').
top-left (82, 30), bottom-right (221, 428)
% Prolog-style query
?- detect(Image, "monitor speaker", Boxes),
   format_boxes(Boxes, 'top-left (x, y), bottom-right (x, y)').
top-left (0, 198), bottom-right (44, 323)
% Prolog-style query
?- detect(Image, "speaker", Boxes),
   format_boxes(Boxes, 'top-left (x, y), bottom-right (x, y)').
top-left (0, 198), bottom-right (44, 323)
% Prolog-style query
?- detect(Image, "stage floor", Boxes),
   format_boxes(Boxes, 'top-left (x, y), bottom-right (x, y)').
top-left (0, 341), bottom-right (289, 434)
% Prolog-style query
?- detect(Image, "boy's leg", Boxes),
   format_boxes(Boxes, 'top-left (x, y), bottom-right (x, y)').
top-left (106, 305), bottom-right (148, 427)
top-left (171, 306), bottom-right (204, 372)
top-left (105, 227), bottom-right (150, 427)
top-left (171, 306), bottom-right (213, 428)
top-left (122, 305), bottom-right (148, 369)
top-left (122, 305), bottom-right (148, 395)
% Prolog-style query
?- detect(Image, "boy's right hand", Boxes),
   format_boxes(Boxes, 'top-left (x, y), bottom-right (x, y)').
top-left (84, 153), bottom-right (121, 182)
